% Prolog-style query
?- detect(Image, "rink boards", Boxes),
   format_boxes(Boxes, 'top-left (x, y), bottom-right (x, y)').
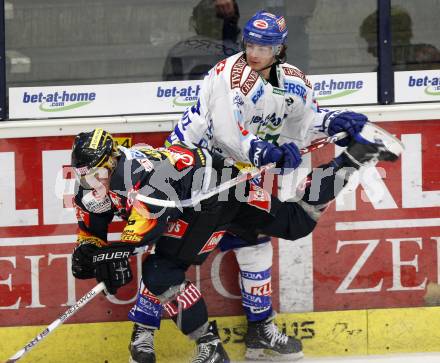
top-left (0, 113), bottom-right (439, 362)
top-left (2, 306), bottom-right (440, 362)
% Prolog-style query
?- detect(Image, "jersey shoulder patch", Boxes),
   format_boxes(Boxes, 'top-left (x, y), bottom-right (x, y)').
top-left (229, 54), bottom-right (260, 96)
top-left (230, 54), bottom-right (248, 89)
top-left (281, 64), bottom-right (312, 89)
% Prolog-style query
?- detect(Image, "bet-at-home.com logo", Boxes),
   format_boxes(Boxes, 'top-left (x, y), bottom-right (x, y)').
top-left (156, 85), bottom-right (201, 107)
top-left (313, 79), bottom-right (363, 100)
top-left (22, 90), bottom-right (96, 112)
top-left (408, 75), bottom-right (440, 96)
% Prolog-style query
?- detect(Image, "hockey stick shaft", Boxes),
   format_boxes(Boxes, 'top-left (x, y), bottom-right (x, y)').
top-left (5, 282), bottom-right (106, 363)
top-left (136, 131), bottom-right (347, 208)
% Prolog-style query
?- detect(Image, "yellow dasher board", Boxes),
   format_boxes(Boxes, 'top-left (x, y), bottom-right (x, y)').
top-left (2, 307), bottom-right (440, 362)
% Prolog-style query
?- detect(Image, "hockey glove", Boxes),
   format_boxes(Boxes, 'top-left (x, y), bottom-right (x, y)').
top-left (276, 143), bottom-right (302, 174)
top-left (72, 242), bottom-right (98, 279)
top-left (249, 139), bottom-right (283, 167)
top-left (92, 245), bottom-right (134, 295)
top-left (72, 243), bottom-right (134, 294)
top-left (324, 111), bottom-right (368, 146)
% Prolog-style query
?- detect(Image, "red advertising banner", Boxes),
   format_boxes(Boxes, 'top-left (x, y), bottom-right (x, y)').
top-left (313, 120), bottom-right (440, 310)
top-left (1, 120), bottom-right (438, 328)
top-left (0, 132), bottom-right (278, 327)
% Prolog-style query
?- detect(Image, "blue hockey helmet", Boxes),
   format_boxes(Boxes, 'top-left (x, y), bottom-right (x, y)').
top-left (243, 10), bottom-right (288, 47)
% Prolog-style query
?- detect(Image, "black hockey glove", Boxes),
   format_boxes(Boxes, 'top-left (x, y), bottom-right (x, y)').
top-left (72, 242), bottom-right (97, 279)
top-left (72, 243), bottom-right (134, 295)
top-left (92, 245), bottom-right (134, 295)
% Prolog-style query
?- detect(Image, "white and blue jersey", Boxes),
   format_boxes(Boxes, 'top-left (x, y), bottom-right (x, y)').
top-left (166, 51), bottom-right (330, 164)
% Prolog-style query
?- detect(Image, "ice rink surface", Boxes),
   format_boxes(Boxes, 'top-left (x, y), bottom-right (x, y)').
top-left (234, 352), bottom-right (440, 363)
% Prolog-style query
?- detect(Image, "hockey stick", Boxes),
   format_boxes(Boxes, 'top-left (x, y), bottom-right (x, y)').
top-left (136, 131), bottom-right (347, 208)
top-left (5, 282), bottom-right (106, 363)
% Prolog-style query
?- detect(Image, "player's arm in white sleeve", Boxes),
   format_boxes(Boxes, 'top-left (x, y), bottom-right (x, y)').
top-left (165, 75), bottom-right (212, 147)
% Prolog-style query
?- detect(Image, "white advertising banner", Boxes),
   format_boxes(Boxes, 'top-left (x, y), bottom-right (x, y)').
top-left (9, 80), bottom-right (202, 119)
top-left (395, 70), bottom-right (440, 103)
top-left (9, 72), bottom-right (377, 119)
top-left (309, 72), bottom-right (377, 106)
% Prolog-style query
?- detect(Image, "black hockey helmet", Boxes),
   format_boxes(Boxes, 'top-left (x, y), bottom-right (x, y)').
top-left (71, 128), bottom-right (118, 187)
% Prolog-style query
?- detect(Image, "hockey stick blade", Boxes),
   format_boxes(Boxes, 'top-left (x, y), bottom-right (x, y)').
top-left (135, 131), bottom-right (347, 208)
top-left (5, 282), bottom-right (106, 363)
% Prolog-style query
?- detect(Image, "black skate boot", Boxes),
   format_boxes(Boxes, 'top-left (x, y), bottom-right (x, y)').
top-left (128, 323), bottom-right (156, 363)
top-left (192, 321), bottom-right (230, 363)
top-left (343, 122), bottom-right (404, 168)
top-left (245, 312), bottom-right (303, 361)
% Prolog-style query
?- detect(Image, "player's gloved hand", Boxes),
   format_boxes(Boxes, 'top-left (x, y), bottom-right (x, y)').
top-left (72, 242), bottom-right (134, 295)
top-left (249, 139), bottom-right (283, 167)
top-left (325, 111), bottom-right (368, 146)
top-left (276, 143), bottom-right (302, 174)
top-left (72, 242), bottom-right (97, 279)
top-left (92, 244), bottom-right (134, 295)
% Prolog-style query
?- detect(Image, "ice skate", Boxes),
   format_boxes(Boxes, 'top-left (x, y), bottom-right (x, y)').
top-left (128, 323), bottom-right (156, 363)
top-left (192, 321), bottom-right (230, 363)
top-left (344, 122), bottom-right (404, 167)
top-left (245, 312), bottom-right (303, 361)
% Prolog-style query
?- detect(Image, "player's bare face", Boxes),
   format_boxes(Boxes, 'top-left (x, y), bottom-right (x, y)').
top-left (245, 43), bottom-right (275, 75)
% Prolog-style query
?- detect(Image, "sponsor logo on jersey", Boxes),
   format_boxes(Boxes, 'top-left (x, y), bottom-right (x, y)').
top-left (167, 144), bottom-right (195, 171)
top-left (282, 66), bottom-right (312, 88)
top-left (251, 112), bottom-right (282, 129)
top-left (251, 281), bottom-right (272, 296)
top-left (82, 192), bottom-right (112, 213)
top-left (284, 81), bottom-right (307, 103)
top-left (253, 19), bottom-right (268, 29)
top-left (198, 231), bottom-right (226, 254)
top-left (247, 183), bottom-right (271, 212)
top-left (313, 78), bottom-right (364, 100)
top-left (272, 87), bottom-right (285, 96)
top-left (230, 55), bottom-right (247, 89)
top-left (241, 70), bottom-right (259, 96)
top-left (22, 90), bottom-right (96, 112)
top-left (408, 75), bottom-right (440, 96)
top-left (215, 59), bottom-right (227, 75)
top-left (156, 85), bottom-right (201, 107)
top-left (233, 94), bottom-right (245, 106)
top-left (163, 219), bottom-right (189, 238)
top-left (251, 84), bottom-right (264, 104)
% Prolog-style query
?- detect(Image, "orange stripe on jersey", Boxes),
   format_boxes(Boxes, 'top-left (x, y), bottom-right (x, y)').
top-left (76, 228), bottom-right (108, 247)
top-left (121, 201), bottom-right (158, 244)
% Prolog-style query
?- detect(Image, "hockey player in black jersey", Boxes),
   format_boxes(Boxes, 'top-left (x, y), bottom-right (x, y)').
top-left (70, 125), bottom-right (403, 363)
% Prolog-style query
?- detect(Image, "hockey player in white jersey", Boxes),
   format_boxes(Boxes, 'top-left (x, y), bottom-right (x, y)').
top-left (128, 10), bottom-right (396, 362)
